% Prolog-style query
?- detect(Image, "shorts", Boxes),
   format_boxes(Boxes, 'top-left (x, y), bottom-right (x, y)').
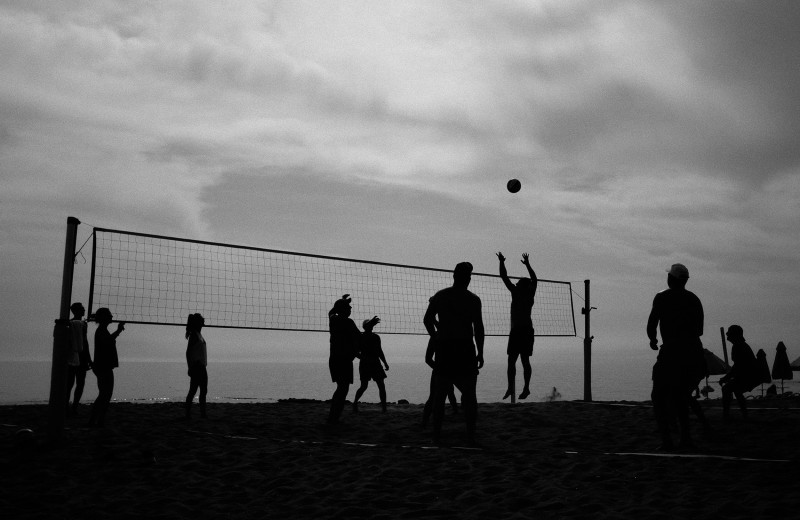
top-left (188, 363), bottom-right (208, 382)
top-left (359, 363), bottom-right (386, 382)
top-left (507, 327), bottom-right (534, 357)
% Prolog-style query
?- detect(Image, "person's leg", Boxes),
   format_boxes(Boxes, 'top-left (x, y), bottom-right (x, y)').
top-left (457, 371), bottom-right (479, 444)
top-left (328, 382), bottom-right (350, 424)
top-left (651, 374), bottom-right (673, 448)
top-left (65, 366), bottom-right (76, 415)
top-left (447, 385), bottom-right (459, 414)
top-left (95, 370), bottom-right (114, 427)
top-left (504, 352), bottom-right (519, 399)
top-left (198, 368), bottom-right (208, 418)
top-left (721, 384), bottom-right (733, 419)
top-left (422, 372), bottom-right (435, 427)
top-left (186, 375), bottom-right (199, 418)
top-left (687, 393), bottom-right (710, 432)
top-left (88, 371), bottom-right (101, 426)
top-left (377, 379), bottom-right (387, 412)
top-left (431, 372), bottom-right (450, 443)
top-left (519, 354), bottom-right (532, 399)
top-left (353, 380), bottom-right (369, 411)
top-left (734, 388), bottom-right (748, 420)
top-left (674, 386), bottom-right (692, 447)
top-left (72, 369), bottom-right (87, 413)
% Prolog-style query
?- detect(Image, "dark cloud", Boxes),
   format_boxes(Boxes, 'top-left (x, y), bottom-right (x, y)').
top-left (659, 0), bottom-right (800, 180)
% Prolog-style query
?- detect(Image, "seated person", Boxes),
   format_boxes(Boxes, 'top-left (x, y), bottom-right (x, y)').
top-left (719, 325), bottom-right (760, 419)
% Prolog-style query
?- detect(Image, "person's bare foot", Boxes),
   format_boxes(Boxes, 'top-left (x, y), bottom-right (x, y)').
top-left (518, 388), bottom-right (530, 399)
top-left (502, 389), bottom-right (513, 400)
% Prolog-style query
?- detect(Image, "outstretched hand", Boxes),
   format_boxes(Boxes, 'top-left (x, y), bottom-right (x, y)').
top-left (521, 253), bottom-right (530, 265)
top-left (496, 252), bottom-right (505, 262)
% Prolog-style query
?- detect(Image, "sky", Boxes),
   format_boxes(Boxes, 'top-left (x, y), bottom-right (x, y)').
top-left (1, 1), bottom-right (799, 372)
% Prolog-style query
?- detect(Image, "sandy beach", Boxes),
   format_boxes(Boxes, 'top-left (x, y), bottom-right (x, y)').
top-left (2, 397), bottom-right (798, 519)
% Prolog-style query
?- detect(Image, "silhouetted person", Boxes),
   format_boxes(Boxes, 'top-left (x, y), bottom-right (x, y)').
top-left (422, 335), bottom-right (459, 429)
top-left (646, 263), bottom-right (705, 450)
top-left (424, 262), bottom-right (485, 445)
top-left (327, 294), bottom-right (361, 424)
top-left (353, 316), bottom-right (389, 413)
top-left (497, 252), bottom-right (538, 400)
top-left (185, 313), bottom-right (208, 419)
top-left (720, 325), bottom-right (759, 420)
top-left (66, 302), bottom-right (92, 415)
top-left (88, 308), bottom-right (125, 427)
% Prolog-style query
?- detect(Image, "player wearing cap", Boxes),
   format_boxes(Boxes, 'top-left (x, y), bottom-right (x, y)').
top-left (646, 263), bottom-right (705, 450)
top-left (327, 294), bottom-right (361, 424)
top-left (424, 261), bottom-right (485, 445)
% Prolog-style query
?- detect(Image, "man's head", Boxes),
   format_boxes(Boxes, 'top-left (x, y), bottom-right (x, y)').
top-left (516, 278), bottom-right (532, 290)
top-left (93, 307), bottom-right (113, 324)
top-left (453, 262), bottom-right (473, 288)
top-left (186, 313), bottom-right (205, 331)
top-left (726, 325), bottom-right (744, 343)
top-left (362, 316), bottom-right (380, 332)
top-left (666, 263), bottom-right (689, 289)
top-left (331, 294), bottom-right (352, 318)
top-left (70, 302), bottom-right (85, 319)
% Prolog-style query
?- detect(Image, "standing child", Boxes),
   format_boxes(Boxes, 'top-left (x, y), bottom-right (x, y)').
top-left (88, 307), bottom-right (125, 428)
top-left (185, 313), bottom-right (208, 419)
top-left (66, 302), bottom-right (92, 415)
top-left (353, 316), bottom-right (390, 413)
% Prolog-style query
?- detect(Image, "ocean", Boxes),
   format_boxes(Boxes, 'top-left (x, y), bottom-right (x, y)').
top-left (4, 345), bottom-right (797, 405)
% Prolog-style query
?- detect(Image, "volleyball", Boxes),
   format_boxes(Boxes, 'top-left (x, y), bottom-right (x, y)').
top-left (507, 179), bottom-right (521, 193)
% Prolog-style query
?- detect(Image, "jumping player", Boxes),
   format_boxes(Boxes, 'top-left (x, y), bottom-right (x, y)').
top-left (497, 252), bottom-right (538, 400)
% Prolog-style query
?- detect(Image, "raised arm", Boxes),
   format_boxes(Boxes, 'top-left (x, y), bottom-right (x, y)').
top-left (497, 252), bottom-right (515, 291)
top-left (521, 253), bottom-right (538, 294)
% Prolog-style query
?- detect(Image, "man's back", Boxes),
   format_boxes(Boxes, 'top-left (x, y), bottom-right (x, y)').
top-left (428, 286), bottom-right (481, 344)
top-left (649, 287), bottom-right (704, 345)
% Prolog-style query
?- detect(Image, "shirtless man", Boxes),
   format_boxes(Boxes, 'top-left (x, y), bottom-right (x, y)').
top-left (423, 262), bottom-right (485, 445)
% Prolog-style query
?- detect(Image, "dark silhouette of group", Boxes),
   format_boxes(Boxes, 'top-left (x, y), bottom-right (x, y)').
top-left (66, 303), bottom-right (212, 427)
top-left (327, 295), bottom-right (392, 424)
top-left (647, 262), bottom-right (774, 450)
top-left (328, 253), bottom-right (540, 446)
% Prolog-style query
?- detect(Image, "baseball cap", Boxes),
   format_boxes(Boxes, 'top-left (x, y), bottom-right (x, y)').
top-left (666, 263), bottom-right (689, 280)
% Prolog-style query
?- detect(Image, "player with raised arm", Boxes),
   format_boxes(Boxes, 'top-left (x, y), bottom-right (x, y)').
top-left (497, 252), bottom-right (538, 400)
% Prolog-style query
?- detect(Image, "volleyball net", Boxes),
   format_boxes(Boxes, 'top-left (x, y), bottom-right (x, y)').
top-left (87, 227), bottom-right (577, 336)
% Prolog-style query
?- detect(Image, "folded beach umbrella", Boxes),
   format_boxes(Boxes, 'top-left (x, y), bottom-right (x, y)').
top-left (771, 342), bottom-right (793, 394)
top-left (701, 349), bottom-right (728, 399)
top-left (756, 349), bottom-right (772, 397)
top-left (703, 349), bottom-right (729, 376)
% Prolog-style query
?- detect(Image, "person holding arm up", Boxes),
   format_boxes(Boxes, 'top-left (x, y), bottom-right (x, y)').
top-left (88, 307), bottom-right (125, 428)
top-left (497, 252), bottom-right (538, 400)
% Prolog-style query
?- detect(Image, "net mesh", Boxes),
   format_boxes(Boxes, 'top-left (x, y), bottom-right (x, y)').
top-left (89, 228), bottom-right (576, 336)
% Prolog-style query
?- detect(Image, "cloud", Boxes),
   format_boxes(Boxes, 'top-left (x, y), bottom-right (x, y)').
top-left (1, 1), bottom-right (799, 362)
